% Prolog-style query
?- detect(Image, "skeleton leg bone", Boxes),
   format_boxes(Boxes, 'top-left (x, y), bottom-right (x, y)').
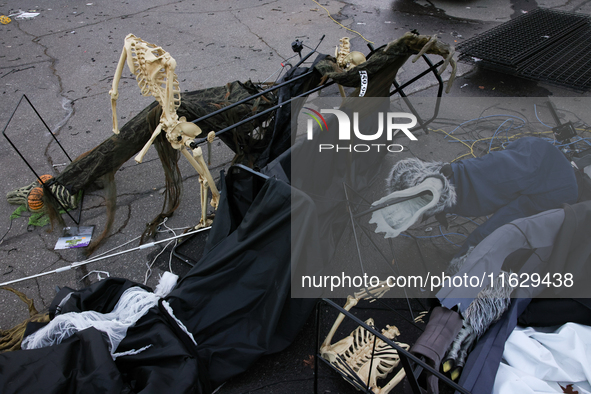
top-left (191, 147), bottom-right (219, 209)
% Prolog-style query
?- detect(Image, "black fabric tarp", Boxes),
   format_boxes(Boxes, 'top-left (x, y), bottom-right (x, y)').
top-left (164, 167), bottom-right (321, 388)
top-left (0, 163), bottom-right (324, 394)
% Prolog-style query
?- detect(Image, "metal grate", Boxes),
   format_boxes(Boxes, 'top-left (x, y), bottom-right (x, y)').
top-left (457, 8), bottom-right (591, 91)
top-left (520, 26), bottom-right (591, 91)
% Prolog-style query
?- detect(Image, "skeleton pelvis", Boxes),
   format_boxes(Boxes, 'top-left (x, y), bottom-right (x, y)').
top-left (168, 118), bottom-right (202, 149)
top-left (370, 177), bottom-right (444, 238)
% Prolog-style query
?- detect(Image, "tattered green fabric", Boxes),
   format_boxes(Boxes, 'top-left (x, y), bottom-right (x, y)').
top-left (319, 31), bottom-right (455, 97)
top-left (0, 287), bottom-right (50, 353)
top-left (42, 81), bottom-right (280, 252)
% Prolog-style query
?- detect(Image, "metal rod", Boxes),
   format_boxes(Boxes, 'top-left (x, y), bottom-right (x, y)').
top-left (23, 95), bottom-right (73, 161)
top-left (190, 70), bottom-right (315, 126)
top-left (2, 95), bottom-right (82, 224)
top-left (366, 335), bottom-right (378, 391)
top-left (291, 34), bottom-right (324, 69)
top-left (390, 57), bottom-right (445, 134)
top-left (399, 351), bottom-right (423, 394)
top-left (314, 301), bottom-right (321, 394)
top-left (390, 59), bottom-right (444, 95)
top-left (343, 183), bottom-right (367, 280)
top-left (0, 226), bottom-right (211, 287)
top-left (190, 80), bottom-right (334, 147)
top-left (321, 298), bottom-right (472, 394)
top-left (231, 163), bottom-right (269, 179)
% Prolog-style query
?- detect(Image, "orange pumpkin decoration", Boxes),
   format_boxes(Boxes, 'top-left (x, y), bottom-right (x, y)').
top-left (27, 187), bottom-right (45, 211)
top-left (37, 174), bottom-right (53, 185)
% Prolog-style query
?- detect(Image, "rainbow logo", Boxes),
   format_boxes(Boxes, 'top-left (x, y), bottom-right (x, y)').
top-left (303, 107), bottom-right (328, 132)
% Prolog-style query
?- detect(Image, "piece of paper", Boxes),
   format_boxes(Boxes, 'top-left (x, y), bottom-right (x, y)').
top-left (54, 226), bottom-right (94, 249)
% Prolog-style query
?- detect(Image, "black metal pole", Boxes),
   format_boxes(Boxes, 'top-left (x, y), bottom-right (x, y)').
top-left (189, 80), bottom-right (334, 148)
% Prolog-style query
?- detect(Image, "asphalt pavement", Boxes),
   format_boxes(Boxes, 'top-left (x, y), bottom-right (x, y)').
top-left (1, 0), bottom-right (591, 393)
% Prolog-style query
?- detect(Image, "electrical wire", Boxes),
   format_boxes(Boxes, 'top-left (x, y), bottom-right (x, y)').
top-left (143, 218), bottom-right (193, 284)
top-left (310, 0), bottom-right (374, 44)
top-left (534, 103), bottom-right (553, 129)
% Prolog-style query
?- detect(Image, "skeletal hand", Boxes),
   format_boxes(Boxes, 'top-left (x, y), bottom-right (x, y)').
top-left (386, 32), bottom-right (457, 93)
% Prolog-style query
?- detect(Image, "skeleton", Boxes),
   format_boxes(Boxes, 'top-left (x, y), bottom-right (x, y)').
top-left (109, 34), bottom-right (219, 227)
top-left (334, 37), bottom-right (367, 97)
top-left (335, 37), bottom-right (367, 70)
top-left (320, 284), bottom-right (409, 394)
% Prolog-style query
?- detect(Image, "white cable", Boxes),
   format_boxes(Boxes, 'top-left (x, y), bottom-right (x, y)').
top-left (91, 235), bottom-right (142, 260)
top-left (79, 270), bottom-right (111, 282)
top-left (0, 226), bottom-right (211, 287)
top-left (159, 218), bottom-right (178, 275)
top-left (142, 217), bottom-right (180, 283)
top-left (143, 240), bottom-right (174, 285)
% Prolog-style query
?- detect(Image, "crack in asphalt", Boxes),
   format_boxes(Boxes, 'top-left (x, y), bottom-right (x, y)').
top-left (30, 0), bottom-right (185, 40)
top-left (231, 12), bottom-right (285, 60)
top-left (27, 0), bottom-right (281, 42)
top-left (0, 59), bottom-right (51, 71)
top-left (33, 278), bottom-right (47, 308)
top-left (113, 205), bottom-right (132, 236)
top-left (9, 19), bottom-right (74, 171)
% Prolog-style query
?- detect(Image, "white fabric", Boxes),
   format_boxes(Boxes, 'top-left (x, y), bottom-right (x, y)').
top-left (112, 344), bottom-right (153, 359)
top-left (493, 323), bottom-right (591, 394)
top-left (370, 177), bottom-right (443, 238)
top-left (22, 271), bottom-right (178, 358)
top-left (161, 300), bottom-right (197, 346)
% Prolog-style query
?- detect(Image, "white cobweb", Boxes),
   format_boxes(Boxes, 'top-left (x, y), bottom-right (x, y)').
top-left (21, 271), bottom-right (178, 358)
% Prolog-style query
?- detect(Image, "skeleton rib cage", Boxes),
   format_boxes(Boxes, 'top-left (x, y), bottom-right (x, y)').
top-left (127, 36), bottom-right (181, 123)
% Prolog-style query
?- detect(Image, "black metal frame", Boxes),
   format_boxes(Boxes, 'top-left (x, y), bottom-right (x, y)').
top-left (314, 298), bottom-right (472, 394)
top-left (2, 94), bottom-right (84, 224)
top-left (391, 56), bottom-right (445, 135)
top-left (188, 49), bottom-right (446, 148)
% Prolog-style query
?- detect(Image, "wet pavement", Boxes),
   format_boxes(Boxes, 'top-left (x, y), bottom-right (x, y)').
top-left (1, 0), bottom-right (590, 393)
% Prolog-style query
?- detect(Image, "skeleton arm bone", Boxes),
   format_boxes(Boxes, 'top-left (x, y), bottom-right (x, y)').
top-left (109, 45), bottom-right (129, 134)
top-left (161, 57), bottom-right (178, 126)
top-left (322, 281), bottom-right (390, 353)
top-left (321, 295), bottom-right (359, 354)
